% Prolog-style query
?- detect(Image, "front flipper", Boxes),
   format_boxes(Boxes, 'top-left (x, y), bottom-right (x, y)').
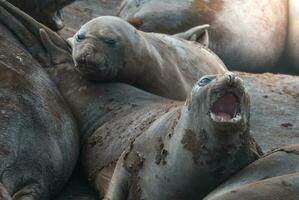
top-left (12, 184), bottom-right (37, 200)
top-left (104, 152), bottom-right (131, 200)
top-left (174, 24), bottom-right (210, 47)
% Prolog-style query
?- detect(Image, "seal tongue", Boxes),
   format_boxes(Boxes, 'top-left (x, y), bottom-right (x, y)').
top-left (211, 94), bottom-right (238, 122)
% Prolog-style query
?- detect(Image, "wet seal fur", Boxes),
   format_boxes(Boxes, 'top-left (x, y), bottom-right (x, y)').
top-left (119, 0), bottom-right (288, 73)
top-left (69, 16), bottom-right (227, 100)
top-left (0, 3), bottom-right (262, 199)
top-left (0, 2), bottom-right (79, 199)
top-left (204, 144), bottom-right (299, 200)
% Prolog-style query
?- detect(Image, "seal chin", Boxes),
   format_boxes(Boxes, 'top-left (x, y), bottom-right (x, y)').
top-left (209, 92), bottom-right (243, 125)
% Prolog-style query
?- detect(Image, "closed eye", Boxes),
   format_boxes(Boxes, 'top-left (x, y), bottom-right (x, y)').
top-left (103, 38), bottom-right (118, 47)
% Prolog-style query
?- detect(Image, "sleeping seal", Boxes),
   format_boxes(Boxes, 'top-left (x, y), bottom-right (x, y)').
top-left (68, 16), bottom-right (227, 100)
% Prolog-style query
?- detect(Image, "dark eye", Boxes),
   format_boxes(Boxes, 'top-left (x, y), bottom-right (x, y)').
top-left (76, 33), bottom-right (86, 42)
top-left (198, 78), bottom-right (212, 87)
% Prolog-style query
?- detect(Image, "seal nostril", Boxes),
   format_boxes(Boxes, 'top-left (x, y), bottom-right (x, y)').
top-left (227, 74), bottom-right (236, 86)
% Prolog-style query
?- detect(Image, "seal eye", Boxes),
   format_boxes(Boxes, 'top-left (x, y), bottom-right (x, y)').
top-left (198, 78), bottom-right (212, 87)
top-left (104, 38), bottom-right (117, 47)
top-left (76, 33), bottom-right (86, 42)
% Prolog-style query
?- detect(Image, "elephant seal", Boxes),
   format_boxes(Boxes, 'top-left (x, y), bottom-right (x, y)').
top-left (204, 145), bottom-right (299, 200)
top-left (119, 0), bottom-right (288, 72)
top-left (0, 2), bottom-right (79, 199)
top-left (8, 0), bottom-right (74, 30)
top-left (68, 16), bottom-right (227, 100)
top-left (102, 73), bottom-right (262, 200)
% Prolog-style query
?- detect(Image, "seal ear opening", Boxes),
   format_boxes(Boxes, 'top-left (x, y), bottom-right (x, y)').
top-left (67, 37), bottom-right (74, 49)
top-left (174, 24), bottom-right (210, 47)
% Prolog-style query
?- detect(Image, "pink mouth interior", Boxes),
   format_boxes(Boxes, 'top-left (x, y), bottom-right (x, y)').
top-left (211, 94), bottom-right (239, 122)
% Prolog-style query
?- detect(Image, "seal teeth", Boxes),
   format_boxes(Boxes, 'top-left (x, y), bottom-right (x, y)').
top-left (210, 92), bottom-right (241, 123)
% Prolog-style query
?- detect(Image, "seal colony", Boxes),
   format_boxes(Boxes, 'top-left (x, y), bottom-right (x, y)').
top-left (0, 3), bottom-right (262, 199)
top-left (1, 1), bottom-right (299, 200)
top-left (68, 16), bottom-right (227, 100)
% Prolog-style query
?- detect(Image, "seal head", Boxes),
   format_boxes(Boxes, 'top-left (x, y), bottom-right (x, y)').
top-left (189, 72), bottom-right (249, 134)
top-left (70, 16), bottom-right (138, 81)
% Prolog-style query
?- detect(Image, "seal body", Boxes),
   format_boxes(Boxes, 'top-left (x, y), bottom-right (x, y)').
top-left (204, 145), bottom-right (299, 200)
top-left (99, 73), bottom-right (261, 200)
top-left (0, 18), bottom-right (79, 200)
top-left (119, 0), bottom-right (288, 72)
top-left (70, 16), bottom-right (227, 100)
top-left (8, 0), bottom-right (74, 30)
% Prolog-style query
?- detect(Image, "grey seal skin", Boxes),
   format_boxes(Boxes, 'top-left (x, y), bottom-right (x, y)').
top-left (69, 16), bottom-right (227, 100)
top-left (204, 145), bottom-right (299, 200)
top-left (8, 0), bottom-right (74, 30)
top-left (0, 5), bottom-right (261, 199)
top-left (118, 0), bottom-right (288, 72)
top-left (0, 3), bottom-right (79, 199)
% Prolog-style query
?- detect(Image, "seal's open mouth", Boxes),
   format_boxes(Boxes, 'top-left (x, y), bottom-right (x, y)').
top-left (210, 93), bottom-right (241, 123)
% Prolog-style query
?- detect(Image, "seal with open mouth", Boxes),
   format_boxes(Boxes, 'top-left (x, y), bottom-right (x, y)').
top-left (102, 73), bottom-right (261, 200)
top-left (68, 16), bottom-right (226, 100)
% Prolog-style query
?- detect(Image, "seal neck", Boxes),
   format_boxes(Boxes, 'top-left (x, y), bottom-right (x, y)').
top-left (168, 106), bottom-right (251, 166)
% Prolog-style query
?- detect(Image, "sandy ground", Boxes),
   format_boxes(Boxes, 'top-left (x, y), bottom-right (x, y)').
top-left (59, 0), bottom-right (122, 38)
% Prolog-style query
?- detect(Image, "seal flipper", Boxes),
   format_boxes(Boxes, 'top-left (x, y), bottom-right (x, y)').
top-left (104, 152), bottom-right (131, 200)
top-left (0, 183), bottom-right (12, 200)
top-left (40, 29), bottom-right (73, 65)
top-left (174, 24), bottom-right (210, 47)
top-left (12, 184), bottom-right (37, 200)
